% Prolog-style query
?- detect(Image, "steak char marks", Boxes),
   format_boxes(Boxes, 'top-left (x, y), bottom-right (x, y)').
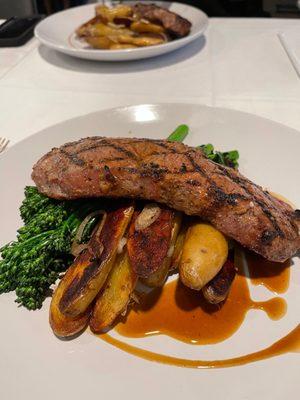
top-left (32, 137), bottom-right (300, 263)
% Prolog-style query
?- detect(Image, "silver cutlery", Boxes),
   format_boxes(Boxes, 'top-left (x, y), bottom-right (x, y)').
top-left (0, 137), bottom-right (9, 154)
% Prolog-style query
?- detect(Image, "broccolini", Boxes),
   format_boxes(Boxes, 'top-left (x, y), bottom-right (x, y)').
top-left (0, 187), bottom-right (101, 310)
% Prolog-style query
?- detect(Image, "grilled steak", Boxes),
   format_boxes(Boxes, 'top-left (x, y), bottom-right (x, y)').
top-left (32, 137), bottom-right (300, 263)
top-left (133, 3), bottom-right (192, 38)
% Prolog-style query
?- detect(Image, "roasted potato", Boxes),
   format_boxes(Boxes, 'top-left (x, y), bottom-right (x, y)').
top-left (202, 257), bottom-right (236, 304)
top-left (109, 43), bottom-right (137, 50)
top-left (76, 16), bottom-right (101, 37)
top-left (84, 36), bottom-right (113, 49)
top-left (77, 18), bottom-right (133, 38)
top-left (170, 223), bottom-right (188, 270)
top-left (130, 21), bottom-right (165, 34)
top-left (142, 212), bottom-right (182, 287)
top-left (95, 4), bottom-right (133, 22)
top-left (89, 23), bottom-right (133, 37)
top-left (89, 251), bottom-right (137, 333)
top-left (59, 205), bottom-right (134, 317)
top-left (179, 222), bottom-right (228, 290)
top-left (77, 5), bottom-right (168, 50)
top-left (49, 265), bottom-right (91, 338)
top-left (84, 33), bottom-right (163, 49)
top-left (127, 206), bottom-right (175, 277)
top-left (107, 34), bottom-right (163, 47)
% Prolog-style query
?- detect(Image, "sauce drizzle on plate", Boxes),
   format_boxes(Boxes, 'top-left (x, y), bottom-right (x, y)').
top-left (101, 324), bottom-right (300, 369)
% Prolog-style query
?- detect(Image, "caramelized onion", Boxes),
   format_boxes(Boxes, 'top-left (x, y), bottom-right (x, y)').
top-left (167, 245), bottom-right (175, 258)
top-left (135, 204), bottom-right (161, 231)
top-left (71, 211), bottom-right (106, 257)
top-left (117, 237), bottom-right (127, 254)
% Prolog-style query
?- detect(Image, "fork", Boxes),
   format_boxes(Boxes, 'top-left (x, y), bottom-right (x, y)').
top-left (0, 137), bottom-right (9, 154)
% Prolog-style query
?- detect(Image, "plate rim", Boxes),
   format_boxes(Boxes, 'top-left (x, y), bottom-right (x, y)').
top-left (3, 102), bottom-right (300, 156)
top-left (0, 102), bottom-right (299, 398)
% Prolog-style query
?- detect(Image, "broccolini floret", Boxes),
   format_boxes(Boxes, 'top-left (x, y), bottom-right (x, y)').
top-left (0, 187), bottom-right (101, 310)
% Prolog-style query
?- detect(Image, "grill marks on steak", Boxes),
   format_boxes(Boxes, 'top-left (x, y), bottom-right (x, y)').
top-left (133, 3), bottom-right (192, 38)
top-left (32, 137), bottom-right (300, 263)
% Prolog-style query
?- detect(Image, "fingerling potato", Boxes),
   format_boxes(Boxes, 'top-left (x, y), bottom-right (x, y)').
top-left (84, 36), bottom-right (113, 49)
top-left (142, 211), bottom-right (182, 287)
top-left (49, 266), bottom-right (91, 338)
top-left (110, 43), bottom-right (137, 50)
top-left (170, 222), bottom-right (188, 270)
top-left (116, 34), bottom-right (164, 47)
top-left (95, 4), bottom-right (133, 22)
top-left (59, 204), bottom-right (134, 317)
top-left (90, 251), bottom-right (137, 333)
top-left (179, 222), bottom-right (228, 290)
top-left (202, 257), bottom-right (236, 304)
top-left (130, 21), bottom-right (165, 34)
top-left (127, 206), bottom-right (174, 277)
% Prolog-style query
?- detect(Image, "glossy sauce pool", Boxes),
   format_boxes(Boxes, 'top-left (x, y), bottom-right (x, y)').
top-left (245, 252), bottom-right (290, 294)
top-left (115, 275), bottom-right (286, 344)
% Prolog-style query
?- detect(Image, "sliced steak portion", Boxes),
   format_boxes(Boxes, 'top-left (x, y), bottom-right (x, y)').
top-left (32, 137), bottom-right (300, 263)
top-left (133, 3), bottom-right (192, 37)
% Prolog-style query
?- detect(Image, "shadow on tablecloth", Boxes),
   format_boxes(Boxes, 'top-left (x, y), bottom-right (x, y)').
top-left (37, 35), bottom-right (206, 74)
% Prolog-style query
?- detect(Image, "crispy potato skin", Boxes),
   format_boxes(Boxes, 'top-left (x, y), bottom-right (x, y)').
top-left (142, 212), bottom-right (182, 287)
top-left (49, 265), bottom-right (91, 338)
top-left (170, 223), bottom-right (188, 271)
top-left (76, 16), bottom-right (100, 37)
top-left (130, 21), bottom-right (164, 34)
top-left (76, 5), bottom-right (167, 50)
top-left (179, 222), bottom-right (228, 290)
top-left (76, 17), bottom-right (134, 39)
top-left (202, 258), bottom-right (237, 304)
top-left (84, 36), bottom-right (112, 49)
top-left (59, 205), bottom-right (134, 317)
top-left (95, 4), bottom-right (133, 22)
top-left (109, 43), bottom-right (137, 50)
top-left (127, 207), bottom-right (174, 278)
top-left (90, 252), bottom-right (137, 333)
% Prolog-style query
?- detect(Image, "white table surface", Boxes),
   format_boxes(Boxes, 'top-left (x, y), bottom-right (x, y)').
top-left (1, 17), bottom-right (300, 146)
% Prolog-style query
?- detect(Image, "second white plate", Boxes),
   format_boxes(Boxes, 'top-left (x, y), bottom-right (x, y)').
top-left (34, 1), bottom-right (208, 61)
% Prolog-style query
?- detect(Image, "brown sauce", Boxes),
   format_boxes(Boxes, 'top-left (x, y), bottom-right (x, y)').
top-left (243, 190), bottom-right (293, 295)
top-left (269, 191), bottom-right (295, 208)
top-left (115, 277), bottom-right (287, 344)
top-left (245, 252), bottom-right (291, 294)
top-left (101, 324), bottom-right (300, 369)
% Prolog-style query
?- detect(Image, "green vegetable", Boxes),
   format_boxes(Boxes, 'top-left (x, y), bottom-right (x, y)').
top-left (168, 125), bottom-right (239, 168)
top-left (0, 187), bottom-right (102, 310)
top-left (200, 144), bottom-right (239, 169)
top-left (167, 124), bottom-right (189, 142)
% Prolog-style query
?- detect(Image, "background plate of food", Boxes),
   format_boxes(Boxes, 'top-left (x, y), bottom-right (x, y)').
top-left (34, 1), bottom-right (208, 61)
top-left (0, 103), bottom-right (299, 399)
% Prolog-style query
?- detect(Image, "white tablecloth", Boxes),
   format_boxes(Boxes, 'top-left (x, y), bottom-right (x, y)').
top-left (1, 18), bottom-right (300, 146)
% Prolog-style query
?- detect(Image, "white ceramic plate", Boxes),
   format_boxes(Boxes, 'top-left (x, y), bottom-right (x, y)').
top-left (34, 1), bottom-right (208, 61)
top-left (0, 104), bottom-right (299, 400)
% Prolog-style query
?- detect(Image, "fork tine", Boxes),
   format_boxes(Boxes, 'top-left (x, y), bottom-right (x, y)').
top-left (0, 137), bottom-right (9, 153)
